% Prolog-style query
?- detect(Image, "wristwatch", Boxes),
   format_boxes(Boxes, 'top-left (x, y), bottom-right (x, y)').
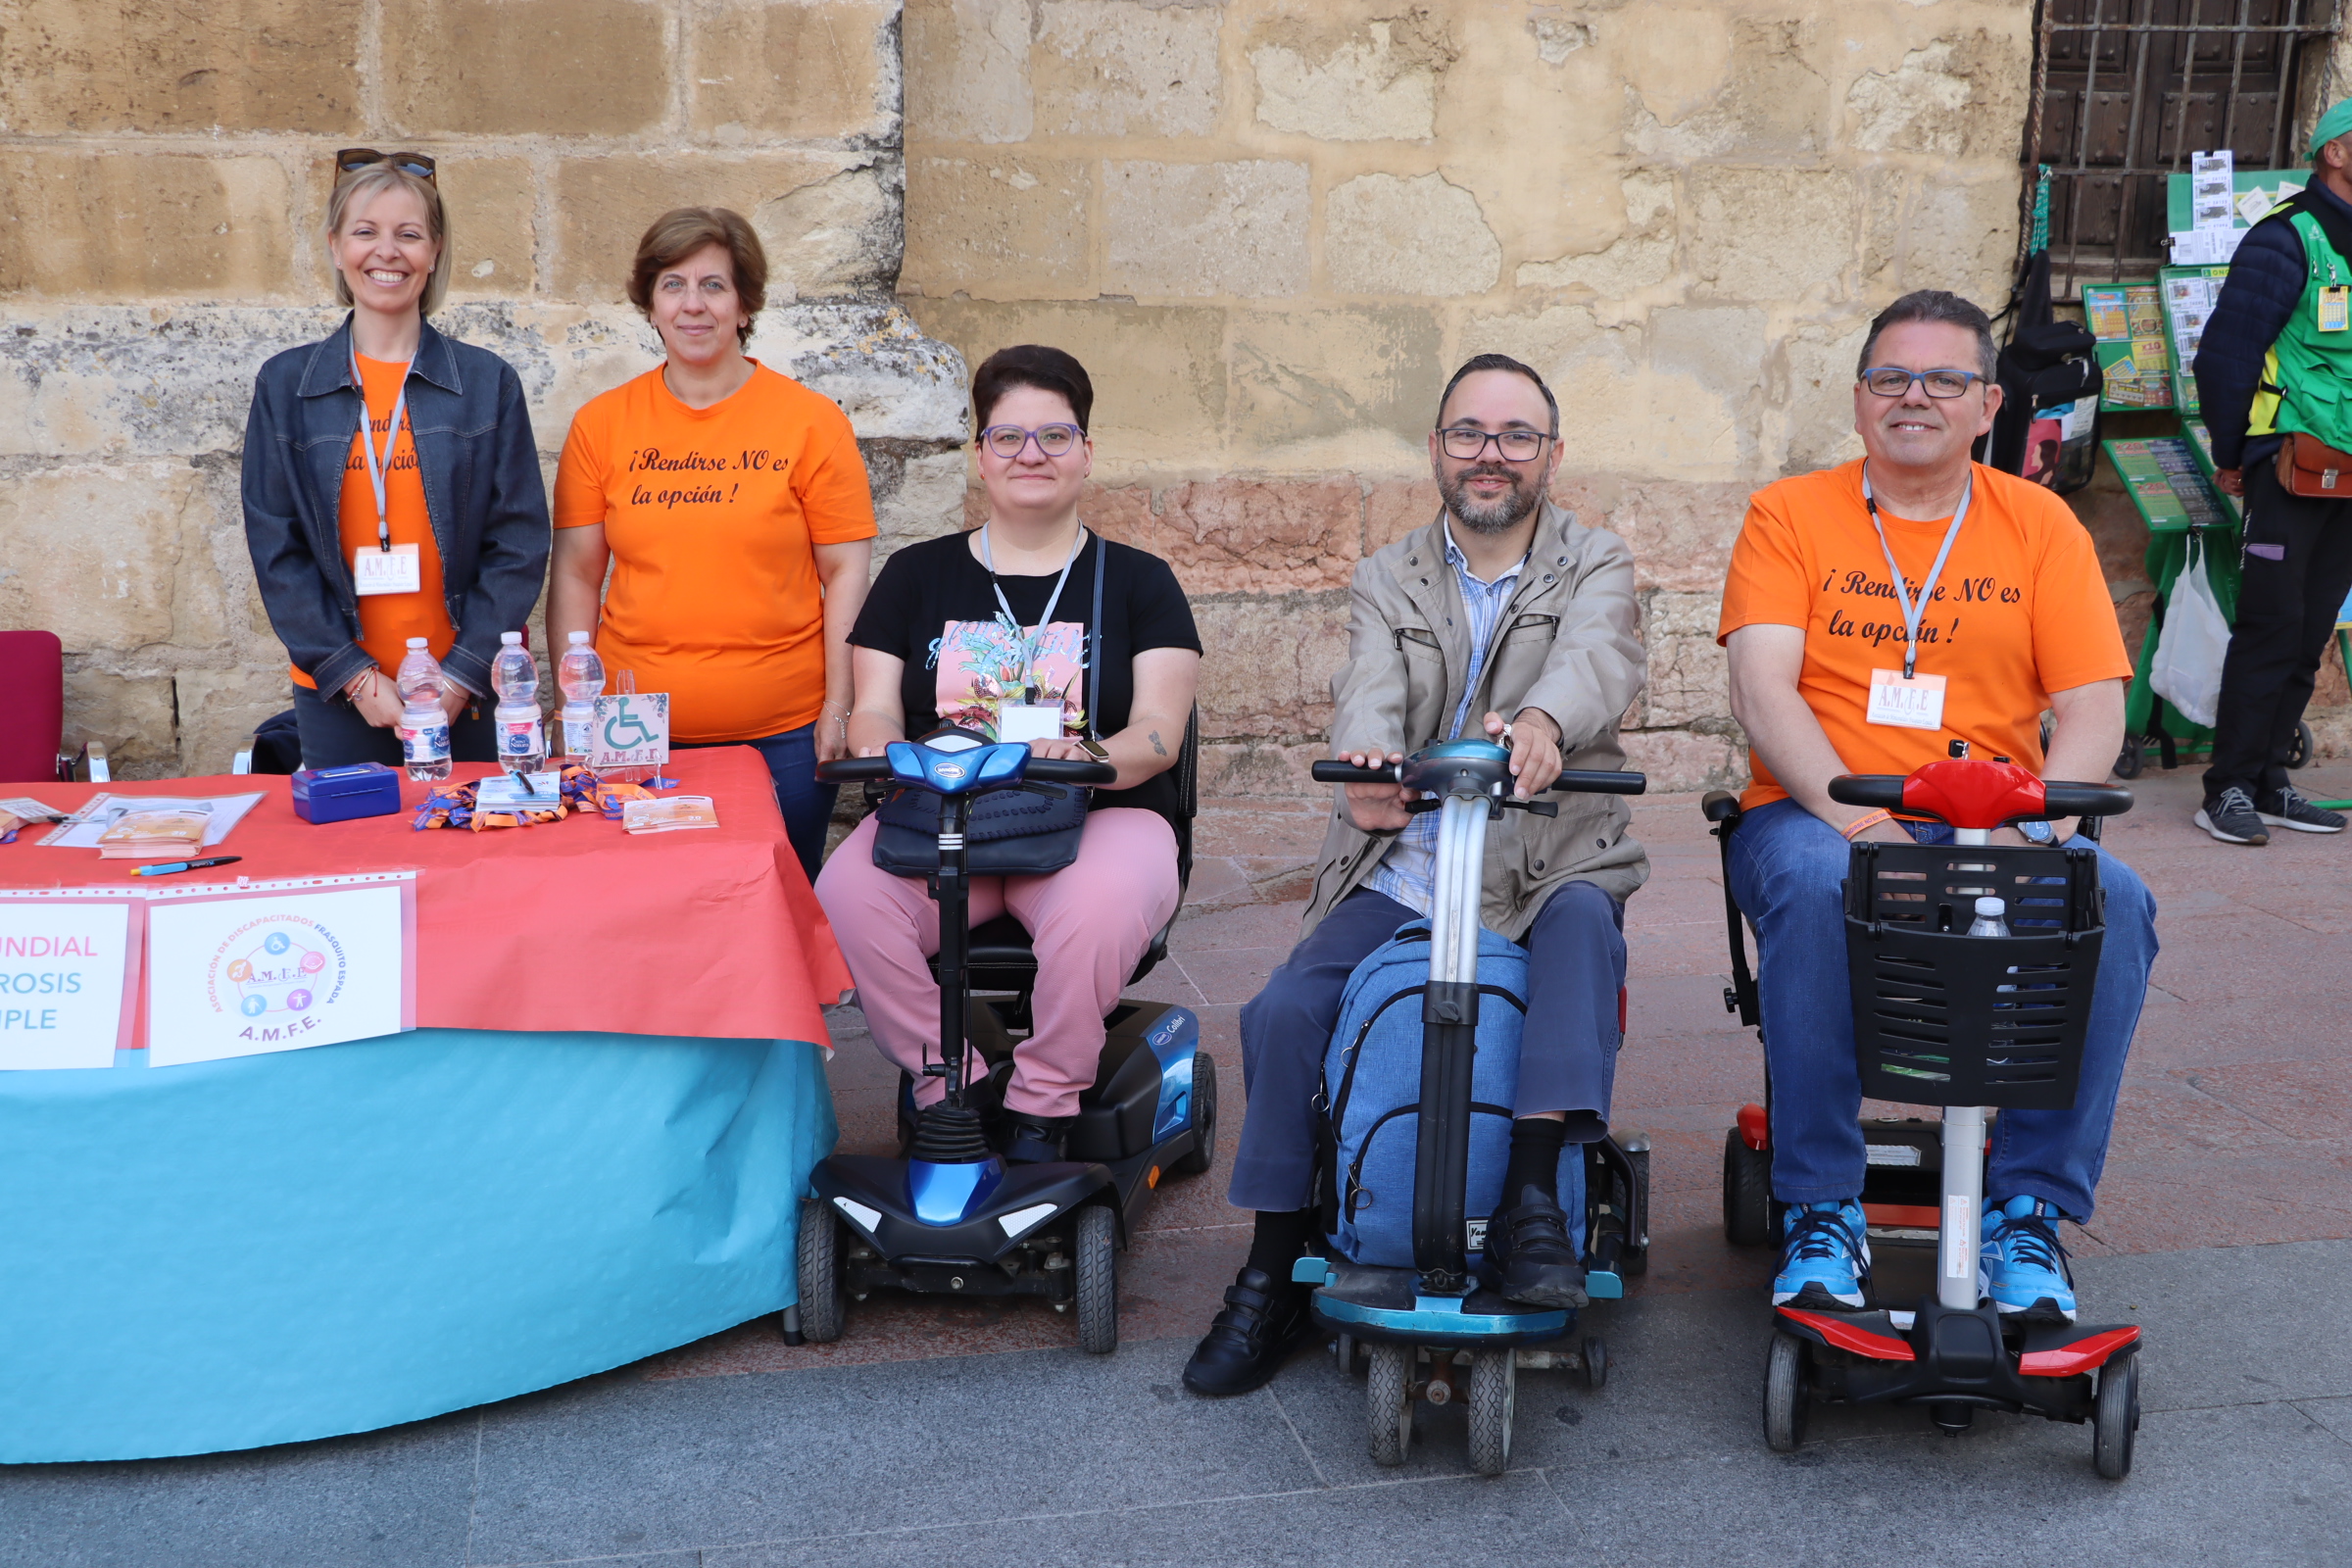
top-left (2017, 818), bottom-right (2056, 845)
top-left (1078, 739), bottom-right (1110, 761)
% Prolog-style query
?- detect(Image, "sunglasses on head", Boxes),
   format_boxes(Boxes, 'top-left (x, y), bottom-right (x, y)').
top-left (335, 148), bottom-right (437, 182)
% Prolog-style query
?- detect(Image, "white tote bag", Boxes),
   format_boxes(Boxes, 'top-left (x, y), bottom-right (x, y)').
top-left (2148, 536), bottom-right (2230, 730)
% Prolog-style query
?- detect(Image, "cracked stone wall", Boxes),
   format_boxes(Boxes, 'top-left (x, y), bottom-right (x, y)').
top-left (0, 0), bottom-right (968, 778)
top-left (902, 0), bottom-right (2043, 793)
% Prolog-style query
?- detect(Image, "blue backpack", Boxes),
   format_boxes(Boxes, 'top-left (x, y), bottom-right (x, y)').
top-left (1319, 920), bottom-right (1585, 1268)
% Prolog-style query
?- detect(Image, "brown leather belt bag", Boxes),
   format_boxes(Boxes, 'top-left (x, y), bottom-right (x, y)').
top-left (2277, 431), bottom-right (2352, 497)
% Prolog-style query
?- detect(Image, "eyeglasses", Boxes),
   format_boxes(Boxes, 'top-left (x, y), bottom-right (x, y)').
top-left (979, 423), bottom-right (1084, 459)
top-left (1859, 367), bottom-right (1984, 399)
top-left (335, 148), bottom-right (437, 182)
top-left (1437, 426), bottom-right (1551, 463)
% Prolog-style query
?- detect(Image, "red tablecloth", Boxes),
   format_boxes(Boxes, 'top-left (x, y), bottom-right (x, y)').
top-left (0, 749), bottom-right (852, 1047)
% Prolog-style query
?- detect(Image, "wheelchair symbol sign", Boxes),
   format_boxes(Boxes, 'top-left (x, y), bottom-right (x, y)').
top-left (587, 692), bottom-right (670, 770)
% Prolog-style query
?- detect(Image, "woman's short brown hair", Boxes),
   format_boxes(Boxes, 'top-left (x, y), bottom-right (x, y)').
top-left (626, 207), bottom-right (767, 348)
top-left (327, 163), bottom-right (450, 316)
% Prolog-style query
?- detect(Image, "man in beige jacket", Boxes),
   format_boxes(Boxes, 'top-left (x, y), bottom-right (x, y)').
top-left (1184, 355), bottom-right (1648, 1396)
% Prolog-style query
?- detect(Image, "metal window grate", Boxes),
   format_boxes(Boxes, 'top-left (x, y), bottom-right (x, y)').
top-left (2026, 0), bottom-right (2343, 295)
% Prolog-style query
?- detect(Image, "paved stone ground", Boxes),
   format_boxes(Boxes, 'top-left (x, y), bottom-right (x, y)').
top-left (9, 763), bottom-right (2352, 1565)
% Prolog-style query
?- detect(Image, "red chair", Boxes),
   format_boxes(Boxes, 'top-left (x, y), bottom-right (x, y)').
top-left (0, 630), bottom-right (106, 783)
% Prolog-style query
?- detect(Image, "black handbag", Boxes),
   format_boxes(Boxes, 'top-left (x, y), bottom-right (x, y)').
top-left (870, 537), bottom-right (1104, 877)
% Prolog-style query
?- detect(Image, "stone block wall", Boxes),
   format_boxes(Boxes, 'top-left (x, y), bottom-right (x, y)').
top-left (0, 0), bottom-right (968, 777)
top-left (900, 0), bottom-right (2048, 793)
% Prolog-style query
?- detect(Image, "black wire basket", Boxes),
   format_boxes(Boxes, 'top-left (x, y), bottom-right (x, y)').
top-left (1842, 841), bottom-right (2107, 1111)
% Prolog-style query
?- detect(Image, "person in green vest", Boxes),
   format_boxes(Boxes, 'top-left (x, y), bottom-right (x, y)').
top-left (2192, 99), bottom-right (2352, 845)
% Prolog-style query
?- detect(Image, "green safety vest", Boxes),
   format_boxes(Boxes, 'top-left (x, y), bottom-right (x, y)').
top-left (2250, 206), bottom-right (2352, 450)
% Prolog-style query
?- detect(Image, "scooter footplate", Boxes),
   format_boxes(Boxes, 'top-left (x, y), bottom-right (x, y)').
top-left (1309, 1263), bottom-right (1571, 1346)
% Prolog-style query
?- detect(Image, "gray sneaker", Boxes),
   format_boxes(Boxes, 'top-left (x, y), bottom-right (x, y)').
top-left (2258, 785), bottom-right (2346, 833)
top-left (2196, 786), bottom-right (2270, 845)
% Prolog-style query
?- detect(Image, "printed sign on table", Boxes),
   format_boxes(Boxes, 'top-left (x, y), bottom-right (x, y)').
top-left (146, 875), bottom-right (415, 1068)
top-left (0, 894), bottom-right (139, 1069)
top-left (586, 693), bottom-right (670, 771)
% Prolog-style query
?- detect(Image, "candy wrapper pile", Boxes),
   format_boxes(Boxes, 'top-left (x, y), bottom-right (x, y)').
top-left (413, 766), bottom-right (662, 832)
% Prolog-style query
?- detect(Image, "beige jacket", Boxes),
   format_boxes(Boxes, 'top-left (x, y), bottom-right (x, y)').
top-left (1300, 500), bottom-right (1649, 940)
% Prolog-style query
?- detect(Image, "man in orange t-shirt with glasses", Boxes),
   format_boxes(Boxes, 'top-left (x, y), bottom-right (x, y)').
top-left (1714, 290), bottom-right (2158, 1325)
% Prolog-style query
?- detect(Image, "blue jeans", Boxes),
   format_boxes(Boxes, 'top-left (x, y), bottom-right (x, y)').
top-left (1228, 881), bottom-right (1627, 1213)
top-left (1724, 797), bottom-right (2159, 1220)
top-left (676, 723), bottom-right (834, 880)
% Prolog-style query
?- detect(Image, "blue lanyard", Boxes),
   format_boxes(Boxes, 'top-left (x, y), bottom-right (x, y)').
top-left (978, 524), bottom-right (1087, 691)
top-left (1861, 469), bottom-right (1971, 680)
top-left (350, 346), bottom-right (413, 554)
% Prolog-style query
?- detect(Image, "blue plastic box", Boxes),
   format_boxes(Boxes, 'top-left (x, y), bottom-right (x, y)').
top-left (290, 762), bottom-right (403, 824)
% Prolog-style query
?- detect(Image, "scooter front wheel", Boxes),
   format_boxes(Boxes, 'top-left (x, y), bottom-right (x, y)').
top-left (2093, 1353), bottom-right (2140, 1480)
top-left (1367, 1342), bottom-right (1415, 1466)
top-left (794, 1199), bottom-right (845, 1345)
top-left (1073, 1202), bottom-right (1119, 1354)
top-left (1762, 1331), bottom-right (1809, 1451)
top-left (1468, 1348), bottom-right (1517, 1476)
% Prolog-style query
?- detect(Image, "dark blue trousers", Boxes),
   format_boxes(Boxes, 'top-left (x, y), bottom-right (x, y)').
top-left (1227, 881), bottom-right (1627, 1213)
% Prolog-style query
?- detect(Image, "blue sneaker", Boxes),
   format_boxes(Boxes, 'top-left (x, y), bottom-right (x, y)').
top-left (1980, 1195), bottom-right (2078, 1322)
top-left (1772, 1200), bottom-right (1870, 1309)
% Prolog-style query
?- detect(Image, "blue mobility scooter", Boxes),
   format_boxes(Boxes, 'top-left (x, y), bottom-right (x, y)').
top-left (1706, 746), bottom-right (2146, 1477)
top-left (789, 720), bottom-right (1213, 1354)
top-left (1295, 740), bottom-right (1650, 1474)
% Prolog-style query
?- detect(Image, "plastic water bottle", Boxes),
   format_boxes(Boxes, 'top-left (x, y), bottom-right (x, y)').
top-left (556, 630), bottom-right (606, 760)
top-left (394, 637), bottom-right (452, 782)
top-left (491, 631), bottom-right (544, 774)
top-left (1968, 896), bottom-right (2011, 938)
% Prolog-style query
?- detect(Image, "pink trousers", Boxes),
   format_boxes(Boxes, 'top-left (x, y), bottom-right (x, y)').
top-left (815, 808), bottom-right (1182, 1118)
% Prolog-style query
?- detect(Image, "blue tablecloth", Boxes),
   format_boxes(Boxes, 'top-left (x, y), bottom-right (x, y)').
top-left (0, 1029), bottom-right (836, 1462)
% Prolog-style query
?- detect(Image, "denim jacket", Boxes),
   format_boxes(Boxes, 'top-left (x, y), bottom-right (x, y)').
top-left (241, 315), bottom-right (551, 700)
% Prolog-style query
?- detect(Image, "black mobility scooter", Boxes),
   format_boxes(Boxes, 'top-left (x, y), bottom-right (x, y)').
top-left (1705, 745), bottom-right (2145, 1477)
top-left (789, 717), bottom-right (1212, 1354)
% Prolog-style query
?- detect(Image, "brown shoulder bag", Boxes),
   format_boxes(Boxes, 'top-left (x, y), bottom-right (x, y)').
top-left (2276, 431), bottom-right (2352, 497)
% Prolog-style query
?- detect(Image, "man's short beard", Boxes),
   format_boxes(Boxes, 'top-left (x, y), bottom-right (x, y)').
top-left (1441, 465), bottom-right (1541, 534)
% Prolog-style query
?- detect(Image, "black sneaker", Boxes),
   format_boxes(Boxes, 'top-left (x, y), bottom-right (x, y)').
top-left (2258, 785), bottom-right (2346, 834)
top-left (1481, 1185), bottom-right (1590, 1309)
top-left (1181, 1267), bottom-right (1313, 1396)
top-left (1002, 1113), bottom-right (1072, 1164)
top-left (2196, 786), bottom-right (2270, 846)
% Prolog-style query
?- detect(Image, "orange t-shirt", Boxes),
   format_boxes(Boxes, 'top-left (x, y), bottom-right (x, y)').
top-left (289, 354), bottom-right (457, 689)
top-left (552, 363), bottom-right (877, 743)
top-left (1715, 461), bottom-right (2132, 809)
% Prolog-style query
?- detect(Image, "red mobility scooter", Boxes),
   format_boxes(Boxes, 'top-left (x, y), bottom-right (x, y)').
top-left (1705, 744), bottom-right (2145, 1478)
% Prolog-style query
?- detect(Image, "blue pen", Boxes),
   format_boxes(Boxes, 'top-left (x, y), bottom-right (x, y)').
top-left (132, 856), bottom-right (243, 877)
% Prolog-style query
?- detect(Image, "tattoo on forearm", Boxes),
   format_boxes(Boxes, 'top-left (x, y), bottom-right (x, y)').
top-left (1149, 730), bottom-right (1167, 757)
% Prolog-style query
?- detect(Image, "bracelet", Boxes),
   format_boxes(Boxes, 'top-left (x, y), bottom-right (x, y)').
top-left (1840, 808), bottom-right (1892, 841)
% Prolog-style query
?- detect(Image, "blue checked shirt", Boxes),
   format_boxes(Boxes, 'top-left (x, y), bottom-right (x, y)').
top-left (1364, 521), bottom-right (1528, 916)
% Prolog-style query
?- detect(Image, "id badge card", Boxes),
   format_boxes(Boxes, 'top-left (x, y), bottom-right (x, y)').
top-left (1867, 669), bottom-right (1947, 730)
top-left (354, 543), bottom-right (421, 595)
top-left (997, 701), bottom-right (1065, 745)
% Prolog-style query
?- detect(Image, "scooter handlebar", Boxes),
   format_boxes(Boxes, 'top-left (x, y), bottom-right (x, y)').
top-left (1825, 775), bottom-right (1906, 810)
top-left (813, 755), bottom-right (1117, 787)
top-left (1026, 757), bottom-right (1118, 785)
top-left (1309, 760), bottom-right (1396, 784)
top-left (1309, 760), bottom-right (1646, 795)
top-left (1826, 773), bottom-right (2135, 822)
top-left (2039, 781), bottom-right (2135, 818)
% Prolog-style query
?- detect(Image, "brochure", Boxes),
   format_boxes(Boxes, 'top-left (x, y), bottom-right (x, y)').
top-left (39, 792), bottom-right (266, 851)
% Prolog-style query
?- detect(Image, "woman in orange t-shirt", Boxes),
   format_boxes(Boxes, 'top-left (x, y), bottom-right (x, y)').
top-left (549, 208), bottom-right (876, 877)
top-left (243, 152), bottom-right (551, 769)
